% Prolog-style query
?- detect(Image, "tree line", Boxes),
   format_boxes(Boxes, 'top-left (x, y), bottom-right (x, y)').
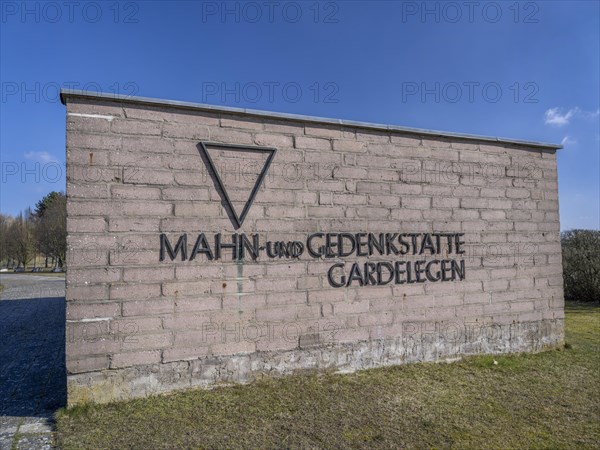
top-left (0, 191), bottom-right (66, 269)
top-left (561, 229), bottom-right (599, 303)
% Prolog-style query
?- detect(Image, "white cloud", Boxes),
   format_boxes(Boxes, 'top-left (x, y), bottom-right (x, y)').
top-left (544, 107), bottom-right (578, 126)
top-left (24, 151), bottom-right (58, 163)
top-left (560, 136), bottom-right (577, 146)
top-left (583, 108), bottom-right (600, 119)
top-left (544, 107), bottom-right (600, 126)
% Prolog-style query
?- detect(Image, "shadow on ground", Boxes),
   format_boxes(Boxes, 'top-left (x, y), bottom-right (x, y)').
top-left (0, 296), bottom-right (66, 418)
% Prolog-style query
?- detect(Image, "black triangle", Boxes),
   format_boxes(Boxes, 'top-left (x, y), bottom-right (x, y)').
top-left (197, 141), bottom-right (277, 229)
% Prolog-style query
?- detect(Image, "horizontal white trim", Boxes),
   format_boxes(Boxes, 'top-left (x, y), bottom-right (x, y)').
top-left (68, 112), bottom-right (115, 121)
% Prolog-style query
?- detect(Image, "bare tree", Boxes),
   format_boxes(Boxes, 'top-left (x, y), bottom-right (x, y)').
top-left (7, 210), bottom-right (36, 268)
top-left (2, 192), bottom-right (67, 270)
top-left (0, 214), bottom-right (13, 267)
top-left (35, 192), bottom-right (67, 268)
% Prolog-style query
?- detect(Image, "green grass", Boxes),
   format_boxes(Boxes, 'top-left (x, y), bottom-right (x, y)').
top-left (56, 303), bottom-right (599, 449)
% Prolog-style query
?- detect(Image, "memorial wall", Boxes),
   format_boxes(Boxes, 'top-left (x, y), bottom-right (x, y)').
top-left (62, 90), bottom-right (564, 404)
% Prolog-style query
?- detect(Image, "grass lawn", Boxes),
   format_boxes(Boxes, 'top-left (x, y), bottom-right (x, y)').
top-left (56, 303), bottom-right (599, 449)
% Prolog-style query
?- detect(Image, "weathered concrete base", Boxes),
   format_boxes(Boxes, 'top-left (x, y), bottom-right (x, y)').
top-left (67, 318), bottom-right (563, 405)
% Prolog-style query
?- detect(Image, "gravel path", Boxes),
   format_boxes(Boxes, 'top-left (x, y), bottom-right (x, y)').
top-left (0, 274), bottom-right (66, 449)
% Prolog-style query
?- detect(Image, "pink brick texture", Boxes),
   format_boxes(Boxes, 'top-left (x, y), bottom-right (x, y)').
top-left (63, 93), bottom-right (564, 405)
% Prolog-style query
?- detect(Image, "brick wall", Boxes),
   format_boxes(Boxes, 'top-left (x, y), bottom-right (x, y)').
top-left (63, 92), bottom-right (564, 404)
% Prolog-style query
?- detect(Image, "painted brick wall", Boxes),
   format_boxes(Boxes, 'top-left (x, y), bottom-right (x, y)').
top-left (64, 94), bottom-right (564, 404)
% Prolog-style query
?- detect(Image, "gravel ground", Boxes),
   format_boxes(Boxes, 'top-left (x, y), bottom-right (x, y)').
top-left (0, 273), bottom-right (66, 449)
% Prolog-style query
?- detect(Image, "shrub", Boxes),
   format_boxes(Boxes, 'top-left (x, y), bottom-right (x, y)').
top-left (561, 229), bottom-right (600, 302)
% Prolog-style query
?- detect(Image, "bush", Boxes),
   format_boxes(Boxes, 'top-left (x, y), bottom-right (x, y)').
top-left (561, 229), bottom-right (600, 302)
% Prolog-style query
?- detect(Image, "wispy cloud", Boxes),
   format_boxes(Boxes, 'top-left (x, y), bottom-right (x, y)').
top-left (560, 136), bottom-right (577, 146)
top-left (585, 108), bottom-right (600, 119)
top-left (544, 107), bottom-right (600, 126)
top-left (544, 107), bottom-right (578, 126)
top-left (24, 151), bottom-right (58, 163)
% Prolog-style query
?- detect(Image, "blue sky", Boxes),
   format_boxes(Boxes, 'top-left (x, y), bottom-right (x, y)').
top-left (1, 0), bottom-right (598, 230)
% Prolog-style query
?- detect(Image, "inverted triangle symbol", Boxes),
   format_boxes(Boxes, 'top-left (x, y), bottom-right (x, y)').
top-left (198, 141), bottom-right (277, 229)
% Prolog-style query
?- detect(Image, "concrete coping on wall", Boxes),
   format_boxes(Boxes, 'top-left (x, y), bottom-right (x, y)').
top-left (60, 89), bottom-right (563, 151)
